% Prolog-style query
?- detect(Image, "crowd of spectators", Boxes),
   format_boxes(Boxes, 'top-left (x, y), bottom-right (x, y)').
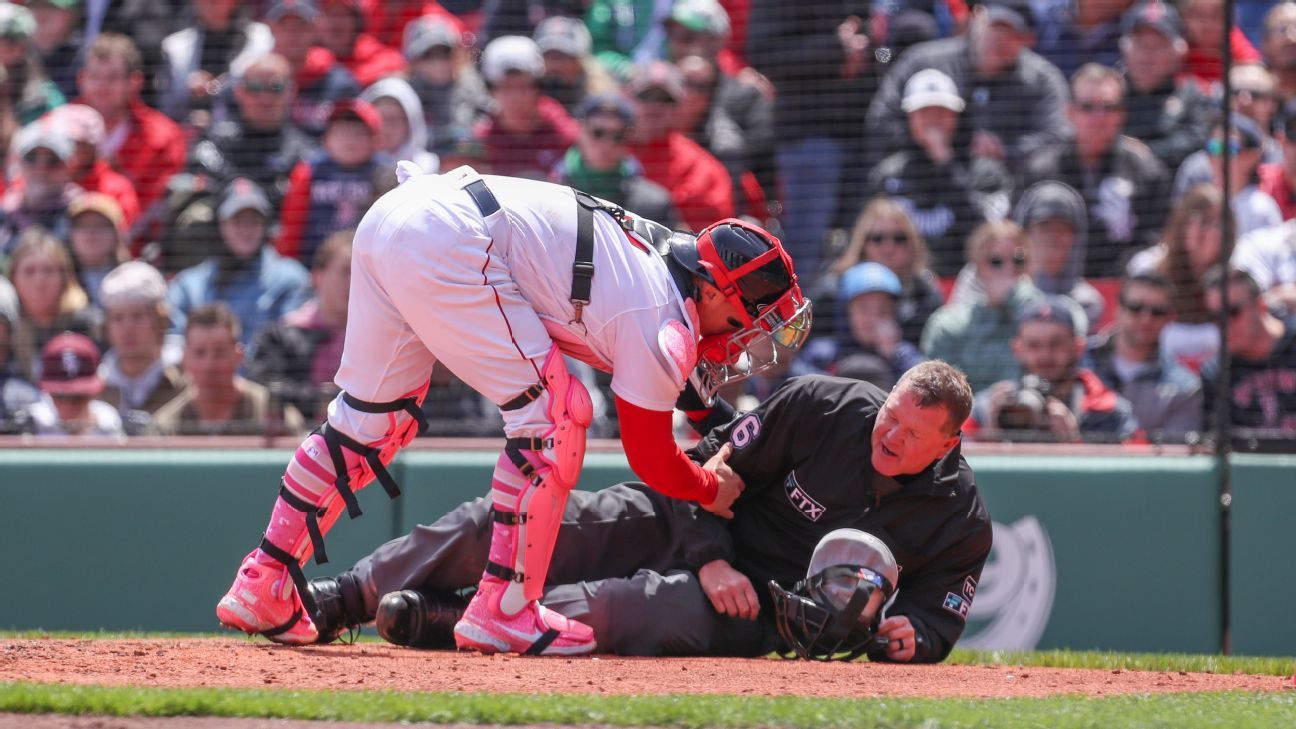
top-left (0, 0), bottom-right (1292, 449)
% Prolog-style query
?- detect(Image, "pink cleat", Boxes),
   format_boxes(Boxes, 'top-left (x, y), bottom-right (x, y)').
top-left (216, 551), bottom-right (319, 645)
top-left (453, 579), bottom-right (596, 656)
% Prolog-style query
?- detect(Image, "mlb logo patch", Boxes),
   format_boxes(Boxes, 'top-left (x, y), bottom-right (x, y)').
top-left (943, 592), bottom-right (970, 620)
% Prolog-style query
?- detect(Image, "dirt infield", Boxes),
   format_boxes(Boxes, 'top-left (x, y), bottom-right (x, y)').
top-left (1, 637), bottom-right (1288, 700)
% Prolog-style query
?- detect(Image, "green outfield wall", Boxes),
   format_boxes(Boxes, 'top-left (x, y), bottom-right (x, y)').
top-left (0, 448), bottom-right (1291, 656)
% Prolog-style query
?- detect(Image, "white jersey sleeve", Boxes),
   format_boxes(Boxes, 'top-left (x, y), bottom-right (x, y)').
top-left (605, 309), bottom-right (690, 412)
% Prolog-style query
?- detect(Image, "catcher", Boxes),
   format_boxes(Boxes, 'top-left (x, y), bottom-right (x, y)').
top-left (216, 164), bottom-right (811, 655)
top-left (305, 362), bottom-right (993, 662)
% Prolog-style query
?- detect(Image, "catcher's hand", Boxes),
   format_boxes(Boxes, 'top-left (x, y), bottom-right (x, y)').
top-left (701, 442), bottom-right (743, 519)
top-left (699, 559), bottom-right (760, 620)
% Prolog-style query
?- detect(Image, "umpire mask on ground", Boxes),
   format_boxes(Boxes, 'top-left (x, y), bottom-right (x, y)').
top-left (767, 529), bottom-right (899, 661)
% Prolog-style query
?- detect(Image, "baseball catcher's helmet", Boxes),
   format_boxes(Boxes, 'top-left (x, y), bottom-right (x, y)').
top-left (767, 529), bottom-right (898, 661)
top-left (663, 219), bottom-right (811, 397)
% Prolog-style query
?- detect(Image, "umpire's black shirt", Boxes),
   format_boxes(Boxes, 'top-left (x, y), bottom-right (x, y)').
top-left (681, 375), bottom-right (992, 663)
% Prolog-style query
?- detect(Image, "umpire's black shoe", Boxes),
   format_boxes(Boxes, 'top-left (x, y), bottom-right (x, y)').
top-left (306, 574), bottom-right (368, 644)
top-left (375, 589), bottom-right (467, 649)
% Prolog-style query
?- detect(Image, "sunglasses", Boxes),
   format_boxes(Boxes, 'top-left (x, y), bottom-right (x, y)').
top-left (587, 126), bottom-right (627, 142)
top-left (1232, 88), bottom-right (1274, 102)
top-left (243, 79), bottom-right (288, 94)
top-left (985, 250), bottom-right (1028, 270)
top-left (1206, 138), bottom-right (1250, 156)
top-left (637, 90), bottom-right (677, 105)
top-left (1075, 101), bottom-right (1123, 114)
top-left (1121, 299), bottom-right (1170, 317)
top-left (866, 232), bottom-right (909, 246)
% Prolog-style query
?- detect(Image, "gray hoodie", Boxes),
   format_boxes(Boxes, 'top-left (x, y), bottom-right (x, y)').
top-left (1013, 181), bottom-right (1104, 331)
top-left (360, 77), bottom-right (438, 174)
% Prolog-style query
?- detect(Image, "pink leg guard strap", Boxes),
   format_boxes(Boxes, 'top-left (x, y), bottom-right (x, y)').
top-left (257, 384), bottom-right (429, 622)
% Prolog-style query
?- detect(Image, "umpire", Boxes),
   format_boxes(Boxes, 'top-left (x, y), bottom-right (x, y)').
top-left (312, 361), bottom-right (992, 662)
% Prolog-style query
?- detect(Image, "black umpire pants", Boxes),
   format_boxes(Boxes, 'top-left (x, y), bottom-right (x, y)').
top-left (340, 483), bottom-right (771, 656)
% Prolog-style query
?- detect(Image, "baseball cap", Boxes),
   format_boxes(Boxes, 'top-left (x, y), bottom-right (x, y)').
top-left (978, 0), bottom-right (1036, 34)
top-left (217, 177), bottom-right (273, 222)
top-left (576, 92), bottom-right (634, 125)
top-left (0, 3), bottom-right (34, 40)
top-left (327, 98), bottom-right (382, 136)
top-left (39, 332), bottom-right (104, 397)
top-left (266, 0), bottom-right (320, 23)
top-left (901, 68), bottom-right (965, 113)
top-left (1122, 0), bottom-right (1182, 42)
top-left (667, 0), bottom-right (731, 37)
top-left (46, 104), bottom-right (106, 146)
top-left (480, 35), bottom-right (544, 85)
top-left (629, 61), bottom-right (686, 102)
top-left (1016, 296), bottom-right (1079, 335)
top-left (403, 14), bottom-right (460, 59)
top-left (100, 261), bottom-right (167, 309)
top-left (69, 192), bottom-right (125, 232)
top-left (840, 262), bottom-right (902, 303)
top-left (534, 16), bottom-right (592, 58)
top-left (14, 122), bottom-right (73, 162)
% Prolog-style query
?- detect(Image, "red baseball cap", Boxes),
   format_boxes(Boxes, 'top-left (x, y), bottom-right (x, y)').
top-left (39, 332), bottom-right (104, 397)
top-left (327, 99), bottom-right (381, 137)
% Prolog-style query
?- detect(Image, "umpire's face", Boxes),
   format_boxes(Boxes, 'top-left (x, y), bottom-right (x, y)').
top-left (870, 385), bottom-right (962, 477)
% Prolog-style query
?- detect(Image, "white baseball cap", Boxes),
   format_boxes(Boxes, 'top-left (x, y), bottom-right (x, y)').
top-left (481, 35), bottom-right (544, 85)
top-left (901, 68), bottom-right (965, 113)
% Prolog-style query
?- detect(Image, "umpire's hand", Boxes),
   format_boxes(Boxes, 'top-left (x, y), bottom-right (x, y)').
top-left (698, 559), bottom-right (760, 620)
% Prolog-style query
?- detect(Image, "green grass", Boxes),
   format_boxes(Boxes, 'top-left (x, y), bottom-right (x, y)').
top-left (946, 648), bottom-right (1295, 677)
top-left (0, 683), bottom-right (1293, 728)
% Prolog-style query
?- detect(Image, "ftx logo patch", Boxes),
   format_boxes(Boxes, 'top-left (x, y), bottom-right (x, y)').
top-left (784, 471), bottom-right (825, 521)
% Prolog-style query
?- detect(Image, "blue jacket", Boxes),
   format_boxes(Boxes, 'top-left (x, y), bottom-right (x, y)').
top-left (168, 246), bottom-right (311, 347)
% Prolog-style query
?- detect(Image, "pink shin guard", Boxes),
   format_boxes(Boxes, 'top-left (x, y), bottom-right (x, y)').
top-left (486, 347), bottom-right (593, 606)
top-left (255, 385), bottom-right (429, 614)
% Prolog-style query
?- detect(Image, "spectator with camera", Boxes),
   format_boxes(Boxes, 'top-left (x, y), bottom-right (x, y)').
top-left (1085, 272), bottom-right (1203, 441)
top-left (1118, 0), bottom-right (1210, 172)
top-left (923, 220), bottom-right (1056, 392)
top-left (967, 296), bottom-right (1137, 443)
top-left (868, 68), bottom-right (1013, 277)
top-left (1201, 267), bottom-right (1296, 442)
top-left (98, 261), bottom-right (186, 434)
top-left (149, 302), bottom-right (303, 436)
